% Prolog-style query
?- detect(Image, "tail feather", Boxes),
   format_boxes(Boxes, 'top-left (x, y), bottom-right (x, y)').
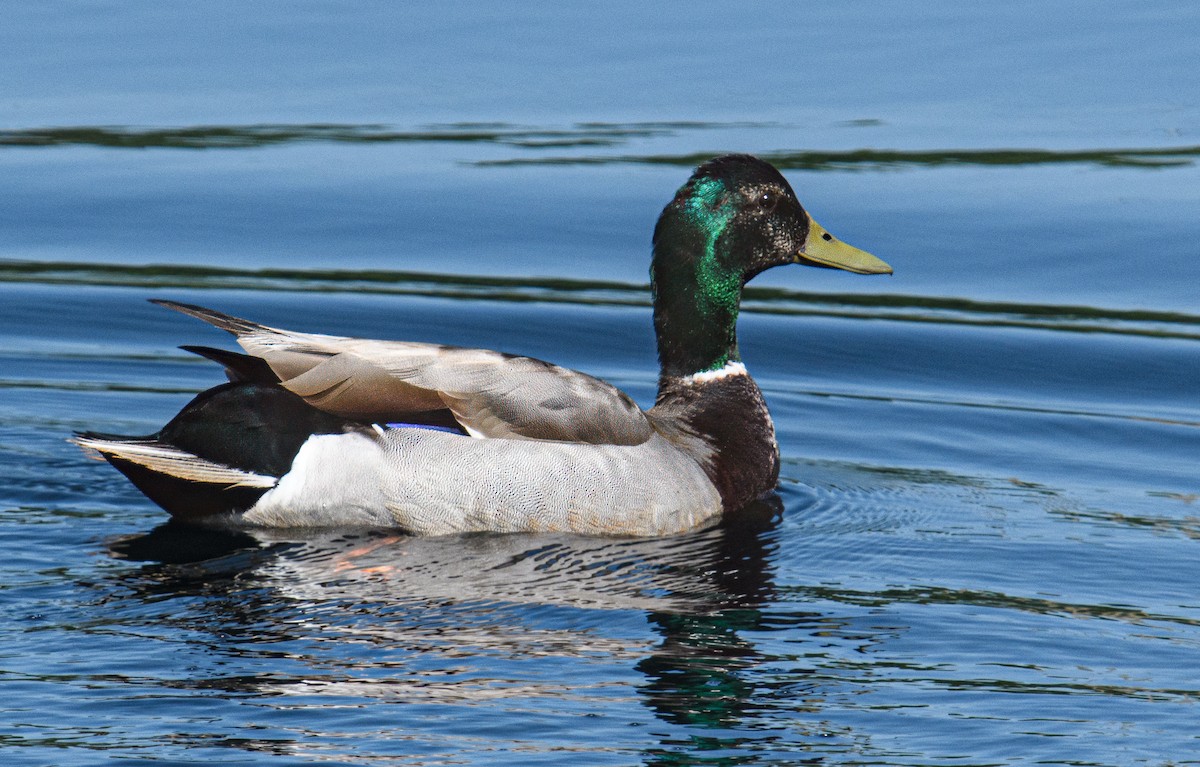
top-left (82, 298), bottom-right (362, 524)
top-left (180, 345), bottom-right (281, 384)
top-left (73, 432), bottom-right (277, 523)
top-left (72, 434), bottom-right (277, 488)
top-left (74, 380), bottom-right (352, 523)
top-left (150, 299), bottom-right (270, 336)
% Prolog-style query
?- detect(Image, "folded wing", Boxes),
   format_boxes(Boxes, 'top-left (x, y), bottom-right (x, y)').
top-left (154, 301), bottom-right (653, 446)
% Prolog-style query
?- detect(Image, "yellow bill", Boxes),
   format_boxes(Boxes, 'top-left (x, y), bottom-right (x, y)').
top-left (797, 217), bottom-right (892, 275)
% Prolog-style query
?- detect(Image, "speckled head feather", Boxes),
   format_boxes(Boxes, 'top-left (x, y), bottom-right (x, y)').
top-left (651, 154), bottom-right (821, 380)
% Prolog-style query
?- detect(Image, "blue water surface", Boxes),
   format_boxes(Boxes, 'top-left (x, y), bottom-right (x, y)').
top-left (2, 2), bottom-right (1199, 765)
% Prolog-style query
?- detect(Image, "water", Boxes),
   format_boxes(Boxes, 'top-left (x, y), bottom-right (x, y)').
top-left (2, 1), bottom-right (1199, 764)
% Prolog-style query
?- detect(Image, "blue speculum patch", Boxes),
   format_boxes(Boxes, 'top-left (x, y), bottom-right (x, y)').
top-left (383, 423), bottom-right (464, 434)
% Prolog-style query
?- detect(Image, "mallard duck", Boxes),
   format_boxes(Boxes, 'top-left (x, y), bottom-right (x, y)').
top-left (76, 154), bottom-right (891, 535)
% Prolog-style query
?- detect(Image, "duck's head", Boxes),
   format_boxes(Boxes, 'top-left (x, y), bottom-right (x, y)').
top-left (651, 154), bottom-right (891, 380)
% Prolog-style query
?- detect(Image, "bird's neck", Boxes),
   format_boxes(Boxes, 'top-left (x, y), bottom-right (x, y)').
top-left (650, 223), bottom-right (744, 385)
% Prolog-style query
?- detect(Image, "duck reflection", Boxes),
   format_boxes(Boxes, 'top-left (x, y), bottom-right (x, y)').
top-left (104, 496), bottom-right (785, 755)
top-left (635, 498), bottom-right (780, 735)
top-left (109, 496), bottom-right (780, 612)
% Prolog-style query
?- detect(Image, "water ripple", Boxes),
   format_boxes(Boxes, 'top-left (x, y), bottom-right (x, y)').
top-left (0, 122), bottom-right (701, 150)
top-left (479, 146), bottom-right (1200, 170)
top-left (4, 260), bottom-right (1199, 341)
top-left (3, 122), bottom-right (1197, 171)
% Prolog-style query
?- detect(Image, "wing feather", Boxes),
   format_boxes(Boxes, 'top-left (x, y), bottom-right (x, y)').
top-left (153, 301), bottom-right (652, 445)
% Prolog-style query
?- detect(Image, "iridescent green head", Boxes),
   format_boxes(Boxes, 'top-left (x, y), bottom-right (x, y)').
top-left (651, 154), bottom-right (891, 380)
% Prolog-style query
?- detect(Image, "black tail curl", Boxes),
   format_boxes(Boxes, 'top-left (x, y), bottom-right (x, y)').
top-left (80, 382), bottom-right (352, 522)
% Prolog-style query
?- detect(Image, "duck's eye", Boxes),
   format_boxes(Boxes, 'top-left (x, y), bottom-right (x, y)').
top-left (757, 191), bottom-right (777, 212)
